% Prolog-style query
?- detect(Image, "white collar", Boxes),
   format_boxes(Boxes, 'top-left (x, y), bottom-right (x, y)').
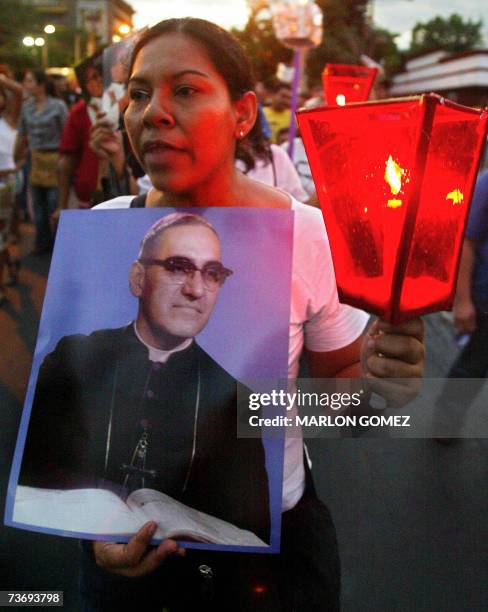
top-left (133, 322), bottom-right (193, 363)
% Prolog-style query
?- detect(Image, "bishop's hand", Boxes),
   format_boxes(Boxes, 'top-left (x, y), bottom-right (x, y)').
top-left (92, 521), bottom-right (186, 577)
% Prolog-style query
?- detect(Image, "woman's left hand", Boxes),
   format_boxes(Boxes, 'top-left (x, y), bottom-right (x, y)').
top-left (361, 317), bottom-right (424, 408)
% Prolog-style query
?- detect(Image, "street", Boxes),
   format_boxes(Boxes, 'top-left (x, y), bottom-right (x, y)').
top-left (1, 220), bottom-right (487, 610)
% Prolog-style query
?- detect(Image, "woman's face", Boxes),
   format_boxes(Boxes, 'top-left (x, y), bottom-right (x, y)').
top-left (125, 33), bottom-right (241, 197)
top-left (22, 71), bottom-right (38, 96)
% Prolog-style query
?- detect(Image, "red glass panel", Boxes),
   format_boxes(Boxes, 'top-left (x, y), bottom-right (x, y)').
top-left (322, 64), bottom-right (378, 106)
top-left (297, 94), bottom-right (488, 323)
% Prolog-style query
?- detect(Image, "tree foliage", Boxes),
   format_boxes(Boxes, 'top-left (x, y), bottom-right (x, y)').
top-left (368, 26), bottom-right (403, 79)
top-left (232, 11), bottom-right (293, 83)
top-left (408, 13), bottom-right (483, 56)
top-left (233, 0), bottom-right (402, 90)
top-left (306, 0), bottom-right (369, 85)
top-left (0, 0), bottom-right (43, 71)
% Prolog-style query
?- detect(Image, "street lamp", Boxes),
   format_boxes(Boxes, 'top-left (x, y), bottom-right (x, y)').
top-left (23, 27), bottom-right (54, 68)
top-left (270, 0), bottom-right (322, 159)
top-left (34, 37), bottom-right (47, 68)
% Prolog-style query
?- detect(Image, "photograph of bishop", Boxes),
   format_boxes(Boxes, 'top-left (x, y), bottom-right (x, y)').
top-left (18, 212), bottom-right (270, 543)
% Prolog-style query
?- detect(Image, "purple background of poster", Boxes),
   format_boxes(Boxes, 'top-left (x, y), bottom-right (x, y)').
top-left (6, 207), bottom-right (293, 553)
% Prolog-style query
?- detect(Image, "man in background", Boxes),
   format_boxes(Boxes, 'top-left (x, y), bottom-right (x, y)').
top-left (262, 82), bottom-right (292, 144)
top-left (56, 52), bottom-right (104, 214)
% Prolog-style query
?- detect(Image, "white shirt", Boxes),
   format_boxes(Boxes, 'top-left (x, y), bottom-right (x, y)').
top-left (95, 196), bottom-right (369, 510)
top-left (0, 117), bottom-right (17, 173)
top-left (236, 144), bottom-right (308, 202)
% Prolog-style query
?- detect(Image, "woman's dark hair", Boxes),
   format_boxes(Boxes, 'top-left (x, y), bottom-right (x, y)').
top-left (128, 18), bottom-right (271, 172)
top-left (24, 69), bottom-right (57, 97)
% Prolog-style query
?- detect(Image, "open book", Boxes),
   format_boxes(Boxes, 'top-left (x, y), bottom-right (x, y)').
top-left (13, 486), bottom-right (267, 547)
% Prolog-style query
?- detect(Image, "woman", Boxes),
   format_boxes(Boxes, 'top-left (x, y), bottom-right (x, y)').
top-left (15, 70), bottom-right (67, 254)
top-left (87, 18), bottom-right (424, 610)
top-left (0, 71), bottom-right (23, 303)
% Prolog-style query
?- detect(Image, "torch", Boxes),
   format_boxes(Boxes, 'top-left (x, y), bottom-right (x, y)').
top-left (269, 0), bottom-right (322, 160)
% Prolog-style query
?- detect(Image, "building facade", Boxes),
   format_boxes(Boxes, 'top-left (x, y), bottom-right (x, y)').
top-left (390, 49), bottom-right (488, 109)
top-left (31, 0), bottom-right (134, 62)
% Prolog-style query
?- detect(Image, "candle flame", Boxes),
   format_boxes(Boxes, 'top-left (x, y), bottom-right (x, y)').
top-left (384, 155), bottom-right (404, 195)
top-left (336, 94), bottom-right (346, 106)
top-left (446, 188), bottom-right (464, 205)
top-left (387, 199), bottom-right (403, 209)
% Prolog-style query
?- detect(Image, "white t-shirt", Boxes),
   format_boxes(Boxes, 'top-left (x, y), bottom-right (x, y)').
top-left (282, 138), bottom-right (316, 200)
top-left (236, 144), bottom-right (308, 202)
top-left (95, 196), bottom-right (369, 510)
top-left (0, 117), bottom-right (17, 173)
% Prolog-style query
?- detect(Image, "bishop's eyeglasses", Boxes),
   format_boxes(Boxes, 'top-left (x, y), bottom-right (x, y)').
top-left (138, 256), bottom-right (233, 291)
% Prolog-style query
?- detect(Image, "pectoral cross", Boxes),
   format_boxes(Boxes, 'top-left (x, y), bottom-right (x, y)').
top-left (121, 425), bottom-right (157, 492)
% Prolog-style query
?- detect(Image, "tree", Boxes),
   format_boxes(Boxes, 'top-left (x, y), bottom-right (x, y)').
top-left (232, 10), bottom-right (293, 83)
top-left (232, 0), bottom-right (402, 89)
top-left (368, 26), bottom-right (403, 79)
top-left (306, 0), bottom-right (370, 85)
top-left (0, 0), bottom-right (43, 71)
top-left (408, 13), bottom-right (483, 56)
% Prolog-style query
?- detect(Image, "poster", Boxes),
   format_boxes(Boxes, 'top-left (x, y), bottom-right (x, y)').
top-left (5, 207), bottom-right (293, 553)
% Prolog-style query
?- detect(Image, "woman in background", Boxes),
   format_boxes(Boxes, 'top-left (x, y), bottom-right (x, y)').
top-left (0, 70), bottom-right (23, 303)
top-left (15, 70), bottom-right (67, 254)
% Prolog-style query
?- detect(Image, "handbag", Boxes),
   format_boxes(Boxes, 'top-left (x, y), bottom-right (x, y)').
top-left (30, 149), bottom-right (59, 188)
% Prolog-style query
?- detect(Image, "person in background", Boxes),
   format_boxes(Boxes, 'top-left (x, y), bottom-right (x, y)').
top-left (55, 54), bottom-right (105, 218)
top-left (262, 82), bottom-right (292, 143)
top-left (277, 127), bottom-right (317, 205)
top-left (102, 42), bottom-right (130, 129)
top-left (236, 140), bottom-right (308, 202)
top-left (432, 169), bottom-right (488, 442)
top-left (0, 70), bottom-right (23, 304)
top-left (15, 70), bottom-right (67, 254)
top-left (52, 74), bottom-right (80, 108)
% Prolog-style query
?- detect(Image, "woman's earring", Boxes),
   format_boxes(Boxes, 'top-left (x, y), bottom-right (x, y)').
top-left (238, 130), bottom-right (245, 139)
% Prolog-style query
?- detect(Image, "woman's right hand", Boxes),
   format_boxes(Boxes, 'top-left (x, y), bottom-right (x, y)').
top-left (92, 521), bottom-right (185, 577)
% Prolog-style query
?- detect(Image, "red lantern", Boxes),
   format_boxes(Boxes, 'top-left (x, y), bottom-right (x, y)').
top-left (322, 63), bottom-right (378, 106)
top-left (297, 94), bottom-right (488, 323)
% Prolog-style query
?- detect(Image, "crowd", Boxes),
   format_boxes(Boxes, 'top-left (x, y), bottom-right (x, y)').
top-left (1, 14), bottom-right (486, 611)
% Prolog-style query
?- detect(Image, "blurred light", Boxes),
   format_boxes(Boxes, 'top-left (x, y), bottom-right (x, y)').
top-left (336, 94), bottom-right (346, 106)
top-left (34, 37), bottom-right (45, 47)
top-left (44, 24), bottom-right (56, 34)
top-left (118, 24), bottom-right (130, 35)
top-left (23, 36), bottom-right (35, 47)
top-left (112, 35), bottom-right (121, 43)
